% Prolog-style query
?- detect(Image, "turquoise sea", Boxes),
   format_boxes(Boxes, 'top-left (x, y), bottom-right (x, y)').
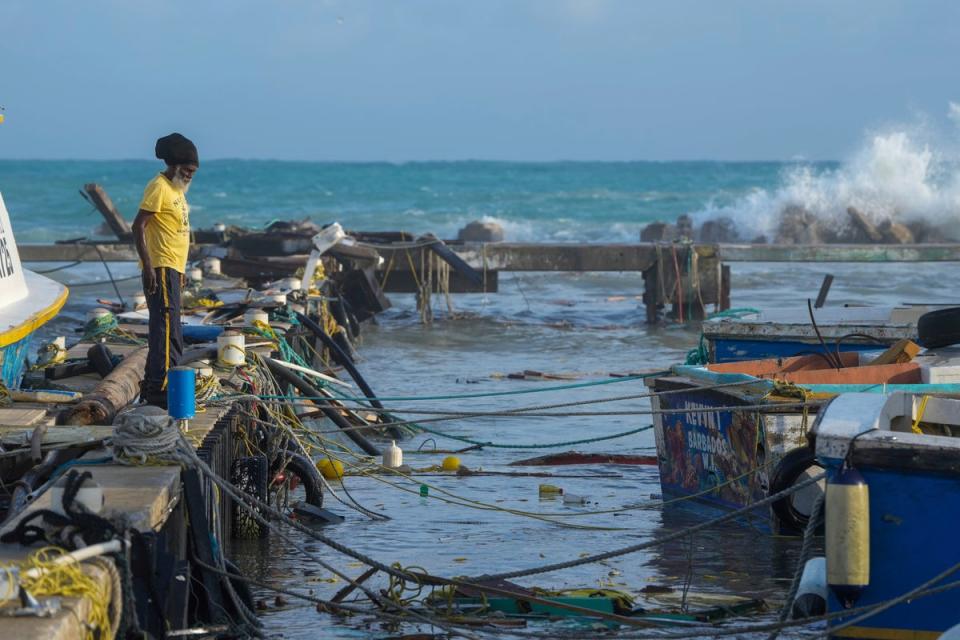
top-left (2, 159), bottom-right (802, 243)
top-left (5, 157), bottom-right (960, 639)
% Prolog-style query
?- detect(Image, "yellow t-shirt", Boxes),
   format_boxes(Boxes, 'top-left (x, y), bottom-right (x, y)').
top-left (139, 173), bottom-right (190, 273)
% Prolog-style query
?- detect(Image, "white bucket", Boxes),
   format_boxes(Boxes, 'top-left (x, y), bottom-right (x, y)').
top-left (203, 257), bottom-right (222, 275)
top-left (86, 307), bottom-right (112, 323)
top-left (132, 291), bottom-right (147, 309)
top-left (264, 293), bottom-right (287, 306)
top-left (187, 267), bottom-right (203, 284)
top-left (244, 309), bottom-right (270, 327)
top-left (213, 222), bottom-right (227, 232)
top-left (217, 330), bottom-right (246, 366)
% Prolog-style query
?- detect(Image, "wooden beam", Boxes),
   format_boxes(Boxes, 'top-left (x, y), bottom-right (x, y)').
top-left (18, 243), bottom-right (214, 262)
top-left (437, 243), bottom-right (686, 271)
top-left (81, 183), bottom-right (132, 240)
top-left (717, 243), bottom-right (960, 262)
top-left (22, 240), bottom-right (960, 267)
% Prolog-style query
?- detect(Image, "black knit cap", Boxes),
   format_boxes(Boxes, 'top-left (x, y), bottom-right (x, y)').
top-left (155, 132), bottom-right (199, 166)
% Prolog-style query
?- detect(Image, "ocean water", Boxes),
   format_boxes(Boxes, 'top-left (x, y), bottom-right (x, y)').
top-left (5, 152), bottom-right (960, 638)
top-left (1, 158), bottom-right (792, 244)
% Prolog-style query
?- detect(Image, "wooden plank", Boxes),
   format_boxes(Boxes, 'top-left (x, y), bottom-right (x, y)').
top-left (416, 243), bottom-right (673, 271)
top-left (82, 183), bottom-right (132, 240)
top-left (718, 243), bottom-right (960, 262)
top-left (0, 408), bottom-right (47, 426)
top-left (19, 240), bottom-right (960, 265)
top-left (18, 243), bottom-right (211, 263)
top-left (378, 269), bottom-right (499, 293)
top-left (1, 463), bottom-right (182, 534)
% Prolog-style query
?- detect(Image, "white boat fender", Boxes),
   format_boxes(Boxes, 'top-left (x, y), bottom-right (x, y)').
top-left (826, 465), bottom-right (870, 608)
top-left (941, 620), bottom-right (960, 640)
top-left (791, 557), bottom-right (826, 619)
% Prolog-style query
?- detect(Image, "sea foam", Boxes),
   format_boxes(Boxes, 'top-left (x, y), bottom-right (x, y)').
top-left (692, 130), bottom-right (960, 241)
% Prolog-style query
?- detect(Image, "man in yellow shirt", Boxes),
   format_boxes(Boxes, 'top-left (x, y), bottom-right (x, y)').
top-left (132, 133), bottom-right (198, 407)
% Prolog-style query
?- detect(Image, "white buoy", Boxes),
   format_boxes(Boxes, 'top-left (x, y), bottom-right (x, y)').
top-left (791, 557), bottom-right (827, 619)
top-left (187, 267), bottom-right (203, 284)
top-left (132, 291), bottom-right (147, 309)
top-left (86, 307), bottom-right (112, 323)
top-left (244, 309), bottom-right (270, 327)
top-left (203, 257), bottom-right (222, 275)
top-left (213, 222), bottom-right (227, 232)
top-left (383, 440), bottom-right (403, 469)
top-left (217, 330), bottom-right (246, 366)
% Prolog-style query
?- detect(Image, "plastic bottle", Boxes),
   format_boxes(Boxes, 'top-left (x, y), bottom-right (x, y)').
top-left (539, 484), bottom-right (563, 496)
top-left (419, 484), bottom-right (429, 497)
top-left (383, 440), bottom-right (403, 469)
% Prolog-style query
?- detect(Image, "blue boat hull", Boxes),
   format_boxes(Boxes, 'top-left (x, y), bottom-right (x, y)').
top-left (0, 332), bottom-right (36, 389)
top-left (824, 464), bottom-right (960, 638)
top-left (711, 338), bottom-right (883, 364)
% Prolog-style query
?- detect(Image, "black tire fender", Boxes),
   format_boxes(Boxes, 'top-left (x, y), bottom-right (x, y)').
top-left (769, 446), bottom-right (818, 535)
top-left (273, 452), bottom-right (324, 508)
top-left (917, 307), bottom-right (960, 349)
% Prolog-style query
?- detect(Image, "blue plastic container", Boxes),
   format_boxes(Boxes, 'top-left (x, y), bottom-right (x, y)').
top-left (166, 366), bottom-right (196, 420)
top-left (183, 325), bottom-right (224, 343)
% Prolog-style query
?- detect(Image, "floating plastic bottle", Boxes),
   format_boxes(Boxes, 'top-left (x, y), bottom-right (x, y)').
top-left (419, 484), bottom-right (429, 497)
top-left (539, 484), bottom-right (563, 496)
top-left (383, 441), bottom-right (403, 469)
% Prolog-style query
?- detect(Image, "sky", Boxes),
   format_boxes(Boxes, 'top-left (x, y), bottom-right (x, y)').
top-left (1, 0), bottom-right (959, 162)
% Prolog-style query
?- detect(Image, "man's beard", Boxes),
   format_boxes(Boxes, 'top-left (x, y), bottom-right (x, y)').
top-left (172, 174), bottom-right (191, 193)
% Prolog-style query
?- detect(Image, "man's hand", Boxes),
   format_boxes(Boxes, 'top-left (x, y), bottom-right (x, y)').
top-left (142, 267), bottom-right (157, 294)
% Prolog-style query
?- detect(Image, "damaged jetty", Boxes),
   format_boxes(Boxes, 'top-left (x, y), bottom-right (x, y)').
top-left (2, 183), bottom-right (960, 639)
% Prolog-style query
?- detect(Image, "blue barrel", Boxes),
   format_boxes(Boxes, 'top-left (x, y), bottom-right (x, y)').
top-left (167, 366), bottom-right (196, 420)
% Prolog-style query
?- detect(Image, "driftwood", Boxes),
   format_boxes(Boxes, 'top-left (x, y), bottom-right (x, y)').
top-left (59, 347), bottom-right (148, 426)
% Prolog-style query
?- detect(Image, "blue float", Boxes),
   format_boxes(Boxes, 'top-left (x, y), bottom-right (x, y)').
top-left (166, 366), bottom-right (196, 420)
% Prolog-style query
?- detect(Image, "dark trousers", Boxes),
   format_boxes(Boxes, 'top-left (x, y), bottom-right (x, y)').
top-left (141, 267), bottom-right (183, 401)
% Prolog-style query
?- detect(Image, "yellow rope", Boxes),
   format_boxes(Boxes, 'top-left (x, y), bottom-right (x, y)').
top-left (911, 395), bottom-right (931, 434)
top-left (6, 547), bottom-right (115, 640)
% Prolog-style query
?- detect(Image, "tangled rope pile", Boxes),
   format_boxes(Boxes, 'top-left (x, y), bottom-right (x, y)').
top-left (112, 412), bottom-right (181, 464)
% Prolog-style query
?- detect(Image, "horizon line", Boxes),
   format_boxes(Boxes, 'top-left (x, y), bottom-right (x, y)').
top-left (0, 157), bottom-right (838, 164)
